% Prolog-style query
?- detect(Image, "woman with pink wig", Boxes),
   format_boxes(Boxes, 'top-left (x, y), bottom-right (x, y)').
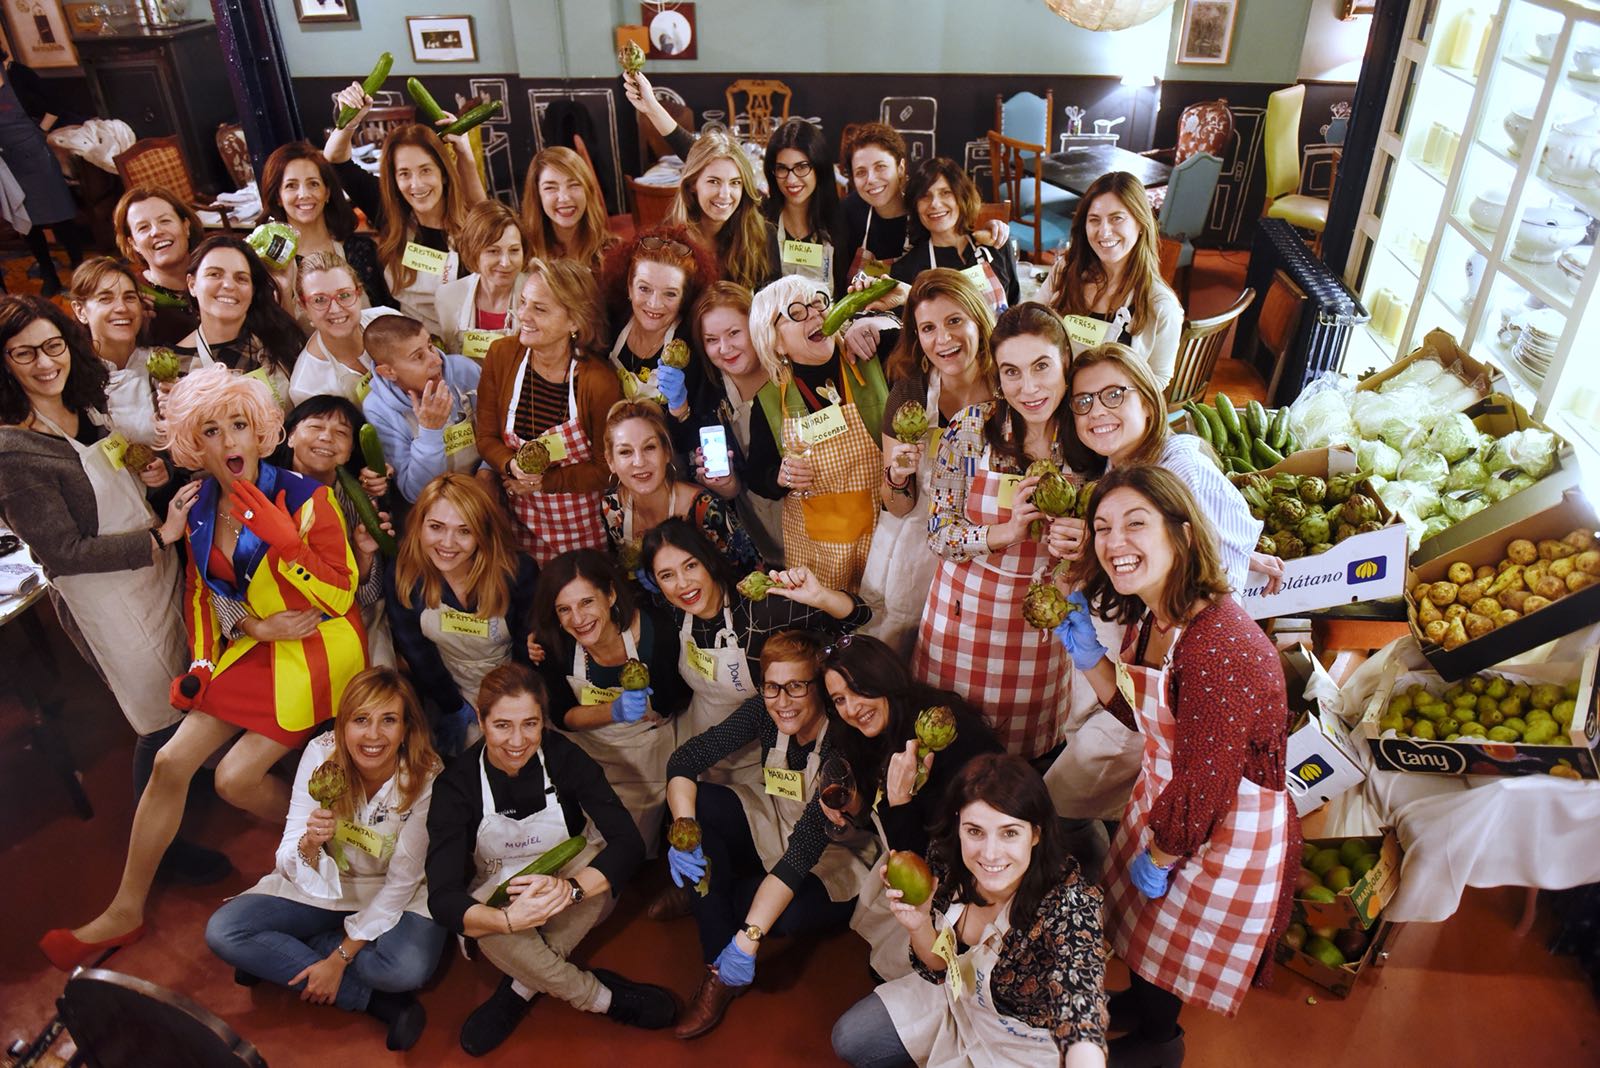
top-left (40, 364), bottom-right (368, 971)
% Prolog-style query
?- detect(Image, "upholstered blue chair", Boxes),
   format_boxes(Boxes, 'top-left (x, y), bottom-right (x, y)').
top-left (1157, 150), bottom-right (1223, 302)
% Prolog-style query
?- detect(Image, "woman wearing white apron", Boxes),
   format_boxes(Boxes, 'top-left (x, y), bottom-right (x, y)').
top-left (0, 296), bottom-right (226, 883)
top-left (69, 258), bottom-right (164, 446)
top-left (386, 474), bottom-right (537, 755)
top-left (424, 663), bottom-right (674, 1056)
top-left (687, 282), bottom-right (784, 565)
top-left (288, 252), bottom-right (388, 407)
top-left (173, 234), bottom-right (305, 410)
top-left (859, 268), bottom-right (997, 656)
top-left (833, 752), bottom-right (1109, 1068)
top-left (1058, 465), bottom-right (1296, 1064)
top-left (889, 159), bottom-right (1020, 317)
top-left (662, 631), bottom-right (876, 1039)
top-left (434, 200), bottom-right (527, 359)
top-left (761, 119), bottom-right (847, 295)
top-left (819, 634), bottom-right (1003, 981)
top-left (475, 261), bottom-right (622, 565)
top-left (533, 549), bottom-right (690, 857)
top-left (204, 669), bottom-right (445, 1052)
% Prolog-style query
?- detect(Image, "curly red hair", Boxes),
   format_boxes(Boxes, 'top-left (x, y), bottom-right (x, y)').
top-left (598, 222), bottom-right (719, 321)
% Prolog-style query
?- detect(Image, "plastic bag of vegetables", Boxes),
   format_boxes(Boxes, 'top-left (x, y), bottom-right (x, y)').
top-left (1483, 428), bottom-right (1558, 479)
top-left (1481, 466), bottom-right (1538, 502)
top-left (1288, 372), bottom-right (1356, 450)
top-left (1378, 479), bottom-right (1442, 521)
top-left (1356, 438), bottom-right (1401, 480)
top-left (1424, 412), bottom-right (1482, 464)
top-left (1444, 455), bottom-right (1488, 492)
top-left (1439, 488), bottom-right (1490, 522)
top-left (1397, 447), bottom-right (1449, 487)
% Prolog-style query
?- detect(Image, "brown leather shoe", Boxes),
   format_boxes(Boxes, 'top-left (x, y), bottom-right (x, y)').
top-left (647, 884), bottom-right (695, 922)
top-left (673, 966), bottom-right (747, 1040)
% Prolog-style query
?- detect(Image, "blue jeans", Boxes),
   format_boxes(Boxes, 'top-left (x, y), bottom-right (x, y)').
top-left (832, 992), bottom-right (914, 1068)
top-left (205, 894), bottom-right (445, 1012)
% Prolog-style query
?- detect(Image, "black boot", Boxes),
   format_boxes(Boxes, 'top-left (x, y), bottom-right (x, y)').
top-left (459, 976), bottom-right (536, 1056)
top-left (1109, 1025), bottom-right (1186, 1067)
top-left (366, 989), bottom-right (426, 1052)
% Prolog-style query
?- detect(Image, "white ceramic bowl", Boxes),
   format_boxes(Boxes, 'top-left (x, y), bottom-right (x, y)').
top-left (1468, 187), bottom-right (1508, 230)
top-left (1504, 107), bottom-right (1538, 156)
top-left (1546, 114), bottom-right (1600, 187)
top-left (1576, 47), bottom-right (1600, 74)
top-left (1510, 204), bottom-right (1590, 263)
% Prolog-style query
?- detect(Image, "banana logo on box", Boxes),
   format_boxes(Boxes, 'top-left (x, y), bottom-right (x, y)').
top-left (1347, 557), bottom-right (1386, 583)
top-left (1291, 757), bottom-right (1329, 786)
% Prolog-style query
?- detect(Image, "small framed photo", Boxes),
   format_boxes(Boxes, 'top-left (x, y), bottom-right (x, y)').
top-left (1176, 0), bottom-right (1237, 66)
top-left (3, 0), bottom-right (77, 69)
top-left (407, 14), bottom-right (476, 63)
top-left (642, 2), bottom-right (696, 61)
top-left (294, 0), bottom-right (356, 22)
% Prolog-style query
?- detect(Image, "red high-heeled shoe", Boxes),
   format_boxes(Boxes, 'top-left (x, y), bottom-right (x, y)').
top-left (38, 924), bottom-right (145, 972)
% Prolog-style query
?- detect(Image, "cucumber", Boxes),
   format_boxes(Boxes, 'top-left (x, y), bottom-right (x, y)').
top-left (337, 52), bottom-right (393, 129)
top-left (1200, 403), bottom-right (1228, 447)
top-left (1267, 406), bottom-right (1291, 451)
top-left (442, 100), bottom-right (503, 137)
top-left (1245, 400), bottom-right (1267, 440)
top-left (485, 836), bottom-right (587, 907)
top-left (1214, 393), bottom-right (1241, 438)
top-left (1184, 402), bottom-right (1213, 446)
top-left (1252, 438), bottom-right (1286, 468)
top-left (335, 467), bottom-right (397, 558)
top-left (822, 277), bottom-right (897, 335)
top-left (407, 77), bottom-right (447, 125)
top-left (1232, 452), bottom-right (1257, 473)
top-left (359, 423), bottom-right (386, 475)
top-left (1229, 430), bottom-right (1251, 461)
top-left (137, 281), bottom-right (189, 310)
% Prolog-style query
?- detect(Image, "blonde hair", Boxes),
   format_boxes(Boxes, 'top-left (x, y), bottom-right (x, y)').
top-left (294, 249), bottom-right (359, 304)
top-left (377, 125), bottom-right (469, 293)
top-left (524, 257), bottom-right (606, 355)
top-left (748, 274), bottom-right (828, 387)
top-left (522, 147), bottom-right (612, 267)
top-left (158, 364), bottom-right (283, 469)
top-left (454, 199), bottom-right (528, 272)
top-left (327, 667), bottom-right (442, 819)
top-left (603, 398), bottom-right (675, 471)
top-left (670, 127), bottom-right (771, 291)
top-left (394, 473), bottom-right (522, 620)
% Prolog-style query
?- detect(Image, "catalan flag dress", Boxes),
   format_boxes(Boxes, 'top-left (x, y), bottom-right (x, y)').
top-left (181, 463), bottom-right (367, 746)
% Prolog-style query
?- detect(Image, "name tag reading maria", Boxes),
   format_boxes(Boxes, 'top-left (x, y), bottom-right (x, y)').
top-left (99, 431), bottom-right (130, 470)
top-left (580, 684), bottom-right (623, 706)
top-left (797, 403), bottom-right (848, 446)
top-left (1062, 314), bottom-right (1110, 350)
top-left (439, 609), bottom-right (491, 638)
top-left (401, 242), bottom-right (450, 275)
top-left (763, 766), bottom-right (805, 801)
top-left (685, 641), bottom-right (717, 681)
top-left (461, 329), bottom-right (499, 360)
top-left (444, 420), bottom-right (476, 456)
top-left (782, 239), bottom-right (825, 269)
top-left (997, 473), bottom-right (1024, 512)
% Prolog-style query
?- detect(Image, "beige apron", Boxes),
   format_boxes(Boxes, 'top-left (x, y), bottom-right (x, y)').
top-left (676, 605), bottom-right (760, 785)
top-left (850, 853), bottom-right (915, 981)
top-left (419, 601), bottom-right (511, 724)
top-left (608, 319), bottom-right (676, 406)
top-left (857, 374), bottom-right (939, 657)
top-left (386, 240), bottom-right (459, 340)
top-left (37, 411), bottom-right (184, 735)
top-left (101, 349), bottom-right (159, 446)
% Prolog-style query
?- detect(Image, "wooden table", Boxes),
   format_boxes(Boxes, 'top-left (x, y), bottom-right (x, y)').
top-left (1040, 144), bottom-right (1173, 196)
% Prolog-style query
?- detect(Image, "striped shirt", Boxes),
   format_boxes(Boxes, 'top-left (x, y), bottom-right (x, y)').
top-left (1156, 433), bottom-right (1262, 592)
top-left (514, 361), bottom-right (571, 441)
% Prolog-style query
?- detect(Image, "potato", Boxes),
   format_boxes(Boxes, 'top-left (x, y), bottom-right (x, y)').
top-left (1447, 561), bottom-right (1474, 585)
top-left (1445, 604), bottom-right (1469, 621)
top-left (1457, 579), bottom-right (1489, 604)
top-left (1419, 597), bottom-right (1443, 626)
top-left (1471, 597), bottom-right (1502, 617)
top-left (1425, 619), bottom-right (1450, 644)
top-left (1549, 556), bottom-right (1576, 580)
top-left (1476, 564), bottom-right (1496, 581)
top-left (1499, 589), bottom-right (1531, 612)
top-left (1442, 618), bottom-right (1471, 650)
top-left (1569, 571), bottom-right (1598, 593)
top-left (1539, 538), bottom-right (1575, 561)
top-left (1576, 550), bottom-right (1600, 576)
top-left (1427, 581), bottom-right (1460, 606)
top-left (1495, 609), bottom-right (1521, 627)
top-left (1523, 595), bottom-right (1553, 613)
top-left (1464, 612), bottom-right (1495, 638)
top-left (1534, 575), bottom-right (1566, 600)
top-left (1563, 529), bottom-right (1596, 552)
top-left (1506, 538), bottom-right (1538, 565)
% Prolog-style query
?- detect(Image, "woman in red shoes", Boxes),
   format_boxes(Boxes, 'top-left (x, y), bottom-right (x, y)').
top-left (41, 364), bottom-right (367, 970)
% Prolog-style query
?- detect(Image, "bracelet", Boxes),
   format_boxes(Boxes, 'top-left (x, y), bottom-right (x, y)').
top-left (883, 466), bottom-right (911, 490)
top-left (335, 943), bottom-right (352, 963)
top-left (502, 906), bottom-right (513, 935)
top-left (151, 526), bottom-right (167, 550)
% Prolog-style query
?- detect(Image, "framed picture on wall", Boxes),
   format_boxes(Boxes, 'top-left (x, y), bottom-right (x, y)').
top-left (407, 15), bottom-right (476, 63)
top-left (295, 0), bottom-right (358, 23)
top-left (2, 0), bottom-right (78, 69)
top-left (1177, 0), bottom-right (1237, 66)
top-left (642, 2), bottom-right (696, 61)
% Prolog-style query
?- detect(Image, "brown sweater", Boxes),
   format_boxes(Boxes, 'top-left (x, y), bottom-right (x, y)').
top-left (473, 338), bottom-right (622, 495)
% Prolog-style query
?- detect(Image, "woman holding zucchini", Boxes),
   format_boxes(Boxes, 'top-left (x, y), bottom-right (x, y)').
top-left (435, 199), bottom-right (528, 359)
top-left (172, 235), bottom-right (306, 410)
top-left (521, 146), bottom-right (617, 270)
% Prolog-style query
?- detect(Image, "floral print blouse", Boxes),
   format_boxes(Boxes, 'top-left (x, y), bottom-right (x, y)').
top-left (602, 485), bottom-right (764, 576)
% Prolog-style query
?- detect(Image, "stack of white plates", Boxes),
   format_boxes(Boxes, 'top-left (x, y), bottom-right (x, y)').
top-left (1559, 245), bottom-right (1592, 297)
top-left (1512, 311), bottom-right (1562, 379)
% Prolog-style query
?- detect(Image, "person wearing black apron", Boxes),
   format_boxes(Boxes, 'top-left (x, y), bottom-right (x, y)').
top-left (889, 158), bottom-right (1020, 317)
top-left (113, 186), bottom-right (201, 346)
top-left (424, 663), bottom-right (674, 1056)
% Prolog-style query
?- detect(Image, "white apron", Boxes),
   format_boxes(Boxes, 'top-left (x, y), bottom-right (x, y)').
top-left (717, 374), bottom-right (785, 567)
top-left (437, 271), bottom-right (523, 359)
top-left (776, 219), bottom-right (836, 295)
top-left (608, 320), bottom-right (677, 406)
top-left (37, 411), bottom-right (184, 735)
top-left (419, 601), bottom-right (511, 724)
top-left (468, 749), bottom-right (599, 902)
top-left (850, 853), bottom-right (914, 981)
top-left (288, 333), bottom-right (374, 407)
top-left (726, 724), bottom-right (874, 903)
top-left (561, 626), bottom-right (674, 857)
top-left (878, 900), bottom-right (1057, 1067)
top-left (386, 240), bottom-right (459, 340)
top-left (677, 605), bottom-right (761, 785)
top-left (857, 374), bottom-right (940, 658)
top-left (101, 349), bottom-right (159, 446)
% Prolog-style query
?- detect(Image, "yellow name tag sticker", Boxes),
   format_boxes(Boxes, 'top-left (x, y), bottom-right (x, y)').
top-left (997, 473), bottom-right (1024, 512)
top-left (461, 329), bottom-right (499, 360)
top-left (1062, 314), bottom-right (1110, 350)
top-left (763, 766), bottom-right (805, 801)
top-left (444, 420), bottom-right (476, 456)
top-left (685, 641), bottom-right (717, 681)
top-left (534, 431), bottom-right (569, 463)
top-left (797, 403), bottom-right (848, 446)
top-left (1115, 660), bottom-right (1136, 707)
top-left (335, 818), bottom-right (393, 860)
top-left (355, 371), bottom-right (373, 404)
top-left (401, 241), bottom-right (450, 275)
top-left (782, 239), bottom-right (825, 269)
top-left (932, 926), bottom-right (965, 1001)
top-left (99, 431), bottom-right (130, 470)
top-left (580, 684), bottom-right (623, 706)
top-left (439, 608), bottom-right (491, 638)
top-left (244, 367), bottom-right (283, 408)
top-left (960, 263), bottom-right (991, 292)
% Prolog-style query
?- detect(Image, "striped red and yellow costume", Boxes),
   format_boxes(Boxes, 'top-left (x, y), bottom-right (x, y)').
top-left (182, 463), bottom-right (367, 746)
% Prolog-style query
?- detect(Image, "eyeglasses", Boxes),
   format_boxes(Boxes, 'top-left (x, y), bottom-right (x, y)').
top-left (639, 235), bottom-right (693, 258)
top-left (772, 160), bottom-right (814, 180)
top-left (4, 335), bottom-right (68, 365)
top-left (823, 634), bottom-right (857, 658)
top-left (761, 678), bottom-right (817, 700)
top-left (784, 293), bottom-right (829, 323)
top-left (306, 289), bottom-right (360, 311)
top-left (1069, 384), bottom-right (1131, 416)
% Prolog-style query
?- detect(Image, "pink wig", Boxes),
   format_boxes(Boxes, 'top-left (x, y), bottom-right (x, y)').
top-left (158, 364), bottom-right (284, 469)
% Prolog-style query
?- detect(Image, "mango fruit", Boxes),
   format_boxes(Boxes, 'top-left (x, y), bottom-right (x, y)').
top-left (885, 850), bottom-right (935, 907)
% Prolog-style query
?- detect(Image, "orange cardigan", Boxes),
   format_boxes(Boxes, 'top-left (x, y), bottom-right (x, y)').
top-left (473, 338), bottom-right (623, 495)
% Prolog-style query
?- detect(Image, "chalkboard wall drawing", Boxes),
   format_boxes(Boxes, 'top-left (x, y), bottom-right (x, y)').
top-left (529, 87), bottom-right (624, 215)
top-left (879, 95), bottom-right (936, 163)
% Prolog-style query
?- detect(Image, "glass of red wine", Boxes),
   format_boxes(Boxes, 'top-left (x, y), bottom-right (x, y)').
top-left (817, 756), bottom-right (857, 841)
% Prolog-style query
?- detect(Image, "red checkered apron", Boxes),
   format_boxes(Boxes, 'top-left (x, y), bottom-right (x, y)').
top-left (912, 459), bottom-right (1070, 759)
top-left (1101, 634), bottom-right (1290, 1017)
top-left (501, 352), bottom-right (607, 565)
top-left (917, 241), bottom-right (1010, 317)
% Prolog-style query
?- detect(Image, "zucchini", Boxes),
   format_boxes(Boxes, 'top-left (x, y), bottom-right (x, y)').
top-left (407, 77), bottom-right (447, 125)
top-left (1267, 406), bottom-right (1291, 451)
top-left (485, 836), bottom-right (588, 907)
top-left (337, 52), bottom-right (393, 129)
top-left (442, 100), bottom-right (503, 137)
top-left (335, 467), bottom-right (397, 558)
top-left (1232, 452), bottom-right (1257, 473)
top-left (1245, 400), bottom-right (1267, 440)
top-left (1200, 403), bottom-right (1228, 448)
top-left (822, 277), bottom-right (897, 335)
top-left (1252, 438), bottom-right (1286, 468)
top-left (137, 281), bottom-right (189, 311)
top-left (1184, 402), bottom-right (1213, 446)
top-left (1214, 393), bottom-right (1241, 438)
top-left (359, 423), bottom-right (387, 475)
top-left (1229, 430), bottom-right (1251, 461)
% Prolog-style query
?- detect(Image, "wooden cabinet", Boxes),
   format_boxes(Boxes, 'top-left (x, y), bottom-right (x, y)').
top-left (74, 21), bottom-right (236, 193)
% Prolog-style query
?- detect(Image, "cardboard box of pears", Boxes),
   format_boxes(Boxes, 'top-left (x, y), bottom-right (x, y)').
top-left (1277, 832), bottom-right (1402, 996)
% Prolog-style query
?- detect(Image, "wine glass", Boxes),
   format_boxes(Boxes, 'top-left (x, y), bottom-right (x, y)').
top-left (816, 756), bottom-right (857, 841)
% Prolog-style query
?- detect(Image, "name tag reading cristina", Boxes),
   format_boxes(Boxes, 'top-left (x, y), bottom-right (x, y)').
top-left (685, 641), bottom-right (717, 681)
top-left (439, 609), bottom-right (490, 638)
top-left (797, 404), bottom-right (848, 445)
top-left (401, 242), bottom-right (450, 275)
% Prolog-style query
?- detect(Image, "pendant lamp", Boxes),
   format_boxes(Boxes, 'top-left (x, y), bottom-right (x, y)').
top-left (1041, 0), bottom-right (1176, 32)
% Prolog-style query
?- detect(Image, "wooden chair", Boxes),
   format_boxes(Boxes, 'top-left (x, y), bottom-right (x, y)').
top-left (112, 136), bottom-right (239, 230)
top-left (986, 130), bottom-right (1074, 260)
top-left (628, 175), bottom-right (677, 231)
top-left (994, 90), bottom-right (1053, 156)
top-left (58, 968), bottom-right (267, 1067)
top-left (352, 105), bottom-right (417, 150)
top-left (725, 79), bottom-right (792, 146)
top-left (977, 200), bottom-right (1012, 232)
top-left (214, 123), bottom-right (253, 190)
top-left (1165, 287), bottom-right (1256, 409)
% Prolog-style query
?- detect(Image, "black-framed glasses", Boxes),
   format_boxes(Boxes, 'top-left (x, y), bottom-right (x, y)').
top-left (1069, 384), bottom-right (1131, 416)
top-left (639, 235), bottom-right (693, 258)
top-left (761, 678), bottom-right (817, 700)
top-left (306, 289), bottom-right (360, 311)
top-left (4, 335), bottom-right (68, 365)
top-left (772, 160), bottom-right (814, 181)
top-left (784, 293), bottom-right (829, 323)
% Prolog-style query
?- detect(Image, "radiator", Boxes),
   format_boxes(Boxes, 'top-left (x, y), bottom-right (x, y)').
top-left (1239, 219), bottom-right (1370, 408)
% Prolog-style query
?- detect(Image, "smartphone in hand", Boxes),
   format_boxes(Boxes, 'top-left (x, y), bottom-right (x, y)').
top-left (699, 425), bottom-right (731, 479)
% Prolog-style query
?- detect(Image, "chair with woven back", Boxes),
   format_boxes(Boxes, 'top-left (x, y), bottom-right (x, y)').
top-left (725, 79), bottom-right (792, 146)
top-left (1164, 287), bottom-right (1256, 410)
top-left (113, 135), bottom-right (240, 231)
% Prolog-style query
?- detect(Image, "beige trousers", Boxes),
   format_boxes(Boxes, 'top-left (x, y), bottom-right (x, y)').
top-left (477, 892), bottom-right (616, 1009)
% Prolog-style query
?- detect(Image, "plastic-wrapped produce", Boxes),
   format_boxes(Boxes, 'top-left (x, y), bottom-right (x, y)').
top-left (1353, 388), bottom-right (1429, 452)
top-left (1397, 448), bottom-right (1450, 487)
top-left (1481, 466), bottom-right (1538, 502)
top-left (1377, 357), bottom-right (1446, 393)
top-left (1421, 514), bottom-right (1454, 541)
top-left (1425, 412), bottom-right (1482, 463)
top-left (1378, 479), bottom-right (1442, 520)
top-left (1356, 438), bottom-right (1402, 480)
top-left (1444, 455), bottom-right (1489, 492)
top-left (1483, 428), bottom-right (1558, 479)
top-left (1439, 488), bottom-right (1490, 522)
top-left (1288, 372), bottom-right (1356, 449)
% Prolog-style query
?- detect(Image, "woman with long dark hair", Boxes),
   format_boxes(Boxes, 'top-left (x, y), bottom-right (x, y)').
top-left (887, 157), bottom-right (1019, 315)
top-left (761, 118), bottom-right (850, 295)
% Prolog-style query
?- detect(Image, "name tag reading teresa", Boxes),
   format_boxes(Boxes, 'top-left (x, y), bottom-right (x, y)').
top-left (99, 431), bottom-right (130, 470)
top-left (335, 819), bottom-right (393, 860)
top-left (782, 239), bottom-right (825, 269)
top-left (932, 925), bottom-right (965, 1002)
top-left (1062, 314), bottom-right (1111, 350)
top-left (580, 684), bottom-right (623, 706)
top-left (439, 609), bottom-right (491, 638)
top-left (401, 242), bottom-right (450, 276)
top-left (534, 431), bottom-right (569, 462)
top-left (763, 766), bottom-right (805, 801)
top-left (997, 473), bottom-right (1024, 512)
top-left (461, 329), bottom-right (499, 360)
top-left (444, 420), bottom-right (476, 456)
top-left (797, 403), bottom-right (848, 446)
top-left (685, 641), bottom-right (717, 681)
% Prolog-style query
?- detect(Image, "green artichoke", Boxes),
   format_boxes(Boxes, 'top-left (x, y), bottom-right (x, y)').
top-left (1343, 492), bottom-right (1380, 526)
top-left (515, 438), bottom-right (551, 474)
top-left (891, 401), bottom-right (930, 444)
top-left (1268, 473), bottom-right (1302, 496)
top-left (618, 39), bottom-right (647, 73)
top-left (1356, 520), bottom-right (1384, 534)
top-left (1257, 533), bottom-right (1279, 556)
top-left (914, 705), bottom-right (957, 752)
top-left (1028, 471), bottom-right (1077, 539)
top-left (1075, 479), bottom-right (1097, 519)
top-left (308, 760), bottom-right (348, 808)
top-left (737, 571), bottom-right (777, 600)
top-left (1325, 472), bottom-right (1366, 504)
top-left (620, 658), bottom-right (650, 691)
top-left (666, 817), bottom-right (710, 895)
top-left (1297, 476), bottom-right (1328, 505)
top-left (146, 347), bottom-right (181, 384)
top-left (660, 338), bottom-right (691, 369)
top-left (1022, 581), bottom-right (1073, 630)
top-left (1271, 496), bottom-right (1308, 528)
top-left (1297, 513), bottom-right (1331, 546)
top-left (124, 443), bottom-right (158, 472)
top-left (1275, 532), bottom-right (1307, 560)
top-left (1334, 522), bottom-right (1358, 544)
top-left (618, 539), bottom-right (642, 573)
top-left (1308, 542), bottom-right (1334, 556)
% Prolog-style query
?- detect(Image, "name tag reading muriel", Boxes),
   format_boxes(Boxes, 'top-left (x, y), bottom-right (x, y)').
top-left (401, 242), bottom-right (450, 275)
top-left (797, 403), bottom-right (848, 446)
top-left (439, 608), bottom-right (491, 638)
top-left (782, 239), bottom-right (825, 269)
top-left (763, 766), bottom-right (804, 801)
top-left (1062, 314), bottom-right (1110, 350)
top-left (444, 420), bottom-right (476, 455)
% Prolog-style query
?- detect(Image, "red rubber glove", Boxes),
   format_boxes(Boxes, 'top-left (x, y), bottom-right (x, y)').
top-left (230, 480), bottom-right (301, 555)
top-left (170, 664), bottom-right (213, 711)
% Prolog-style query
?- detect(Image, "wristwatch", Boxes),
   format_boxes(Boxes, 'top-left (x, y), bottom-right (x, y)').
top-left (741, 923), bottom-right (764, 943)
top-left (567, 877), bottom-right (586, 905)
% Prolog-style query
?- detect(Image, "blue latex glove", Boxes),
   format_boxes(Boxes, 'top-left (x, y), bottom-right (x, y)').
top-left (612, 686), bottom-right (652, 723)
top-left (656, 363), bottom-right (688, 411)
top-left (667, 843), bottom-right (707, 888)
top-left (437, 701), bottom-right (475, 756)
top-left (1053, 590), bottom-right (1107, 671)
top-left (714, 938), bottom-right (756, 986)
top-left (636, 567), bottom-right (660, 596)
top-left (1129, 848), bottom-right (1174, 900)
